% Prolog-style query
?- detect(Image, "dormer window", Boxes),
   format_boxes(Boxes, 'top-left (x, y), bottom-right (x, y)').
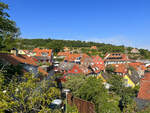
top-left (75, 69), bottom-right (78, 72)
top-left (77, 57), bottom-right (81, 60)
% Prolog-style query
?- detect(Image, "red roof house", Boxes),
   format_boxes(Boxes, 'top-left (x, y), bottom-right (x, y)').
top-left (91, 55), bottom-right (105, 71)
top-left (104, 53), bottom-right (130, 65)
top-left (138, 72), bottom-right (150, 100)
top-left (57, 52), bottom-right (70, 57)
top-left (32, 48), bottom-right (53, 63)
top-left (0, 53), bottom-right (48, 76)
top-left (67, 64), bottom-right (82, 74)
top-left (90, 46), bottom-right (97, 50)
top-left (112, 64), bottom-right (128, 75)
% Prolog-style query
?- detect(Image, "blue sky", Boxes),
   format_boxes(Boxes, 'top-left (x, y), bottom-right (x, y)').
top-left (3, 0), bottom-right (150, 49)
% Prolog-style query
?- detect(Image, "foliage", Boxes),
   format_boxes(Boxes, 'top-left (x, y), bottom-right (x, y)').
top-left (0, 1), bottom-right (19, 50)
top-left (106, 65), bottom-right (115, 73)
top-left (128, 66), bottom-right (135, 71)
top-left (108, 75), bottom-right (139, 111)
top-left (108, 75), bottom-right (124, 95)
top-left (54, 73), bottom-right (64, 79)
top-left (67, 104), bottom-right (79, 113)
top-left (63, 74), bottom-right (86, 96)
top-left (0, 72), bottom-right (61, 112)
top-left (65, 76), bottom-right (121, 113)
top-left (139, 49), bottom-right (150, 59)
top-left (0, 63), bottom-right (22, 86)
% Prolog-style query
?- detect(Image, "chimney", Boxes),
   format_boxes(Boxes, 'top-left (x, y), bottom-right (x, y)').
top-left (11, 48), bottom-right (18, 56)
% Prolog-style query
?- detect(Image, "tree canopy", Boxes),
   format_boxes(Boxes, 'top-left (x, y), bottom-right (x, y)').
top-left (0, 1), bottom-right (19, 50)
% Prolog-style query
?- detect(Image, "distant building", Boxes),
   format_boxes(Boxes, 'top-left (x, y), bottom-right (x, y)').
top-left (63, 47), bottom-right (70, 52)
top-left (32, 48), bottom-right (53, 63)
top-left (90, 46), bottom-right (97, 50)
top-left (64, 53), bottom-right (89, 64)
top-left (104, 53), bottom-right (130, 65)
top-left (131, 48), bottom-right (140, 54)
top-left (57, 52), bottom-right (70, 58)
top-left (18, 50), bottom-right (29, 55)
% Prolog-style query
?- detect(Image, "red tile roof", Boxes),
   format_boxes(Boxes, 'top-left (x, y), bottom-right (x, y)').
top-left (129, 62), bottom-right (146, 71)
top-left (57, 52), bottom-right (70, 56)
top-left (0, 53), bottom-right (37, 66)
top-left (67, 64), bottom-right (82, 74)
top-left (0, 53), bottom-right (48, 76)
top-left (112, 64), bottom-right (128, 74)
top-left (91, 55), bottom-right (105, 72)
top-left (104, 53), bottom-right (129, 61)
top-left (33, 48), bottom-right (52, 57)
top-left (90, 46), bottom-right (97, 49)
top-left (138, 73), bottom-right (150, 100)
top-left (64, 53), bottom-right (89, 62)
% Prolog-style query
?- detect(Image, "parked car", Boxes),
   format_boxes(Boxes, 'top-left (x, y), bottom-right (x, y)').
top-left (49, 99), bottom-right (64, 110)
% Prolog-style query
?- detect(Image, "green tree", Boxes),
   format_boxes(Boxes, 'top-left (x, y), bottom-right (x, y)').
top-left (63, 74), bottom-right (86, 96)
top-left (0, 2), bottom-right (19, 50)
top-left (67, 104), bottom-right (79, 113)
top-left (106, 65), bottom-right (115, 73)
top-left (76, 77), bottom-right (121, 113)
top-left (108, 75), bottom-right (138, 111)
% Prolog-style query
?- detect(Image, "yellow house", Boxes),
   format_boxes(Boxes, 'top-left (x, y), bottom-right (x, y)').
top-left (123, 70), bottom-right (140, 88)
top-left (123, 75), bottom-right (135, 88)
top-left (97, 70), bottom-right (140, 88)
top-left (97, 72), bottom-right (110, 83)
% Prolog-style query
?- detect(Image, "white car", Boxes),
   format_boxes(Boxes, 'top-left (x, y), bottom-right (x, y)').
top-left (49, 99), bottom-right (63, 110)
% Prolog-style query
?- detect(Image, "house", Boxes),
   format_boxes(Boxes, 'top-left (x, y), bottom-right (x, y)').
top-left (0, 49), bottom-right (48, 77)
top-left (64, 53), bottom-right (89, 64)
top-left (112, 64), bottom-right (128, 76)
top-left (90, 64), bottom-right (101, 74)
top-left (18, 50), bottom-right (29, 55)
top-left (97, 72), bottom-right (111, 83)
top-left (58, 62), bottom-right (75, 74)
top-left (58, 62), bottom-right (91, 75)
top-left (138, 72), bottom-right (150, 100)
top-left (80, 57), bottom-right (92, 67)
top-left (108, 63), bottom-right (140, 87)
top-left (123, 70), bottom-right (140, 88)
top-left (90, 46), bottom-right (97, 50)
top-left (57, 52), bottom-right (70, 58)
top-left (129, 62), bottom-right (146, 78)
top-left (91, 55), bottom-right (105, 71)
top-left (146, 65), bottom-right (150, 72)
top-left (63, 47), bottom-right (70, 52)
top-left (67, 64), bottom-right (82, 74)
top-left (32, 48), bottom-right (53, 63)
top-left (104, 53), bottom-right (130, 65)
top-left (131, 48), bottom-right (140, 54)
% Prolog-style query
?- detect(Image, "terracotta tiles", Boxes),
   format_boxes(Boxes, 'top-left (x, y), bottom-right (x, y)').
top-left (138, 73), bottom-right (150, 100)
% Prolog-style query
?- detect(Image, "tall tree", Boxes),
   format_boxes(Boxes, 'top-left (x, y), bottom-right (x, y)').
top-left (0, 2), bottom-right (19, 50)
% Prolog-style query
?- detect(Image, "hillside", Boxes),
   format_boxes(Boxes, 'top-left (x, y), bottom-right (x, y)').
top-left (2, 38), bottom-right (150, 60)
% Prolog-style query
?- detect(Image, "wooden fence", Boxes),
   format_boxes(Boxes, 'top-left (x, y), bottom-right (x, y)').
top-left (67, 93), bottom-right (95, 113)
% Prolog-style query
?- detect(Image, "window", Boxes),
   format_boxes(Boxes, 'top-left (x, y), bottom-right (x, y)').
top-left (41, 52), bottom-right (48, 56)
top-left (74, 69), bottom-right (78, 72)
top-left (64, 60), bottom-right (68, 62)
